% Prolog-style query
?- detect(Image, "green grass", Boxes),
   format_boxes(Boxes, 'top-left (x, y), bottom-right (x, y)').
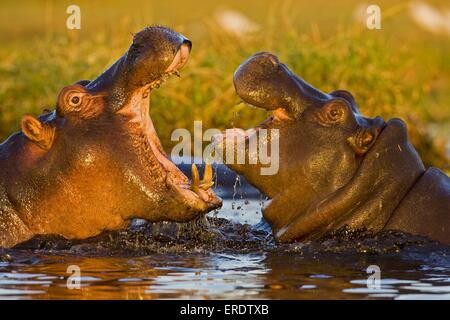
top-left (0, 0), bottom-right (449, 170)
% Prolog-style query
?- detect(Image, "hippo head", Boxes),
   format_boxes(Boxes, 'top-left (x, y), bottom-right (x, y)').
top-left (6, 27), bottom-right (221, 237)
top-left (217, 52), bottom-right (424, 243)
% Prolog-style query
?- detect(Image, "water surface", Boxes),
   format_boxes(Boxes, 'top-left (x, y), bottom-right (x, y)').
top-left (1, 198), bottom-right (450, 300)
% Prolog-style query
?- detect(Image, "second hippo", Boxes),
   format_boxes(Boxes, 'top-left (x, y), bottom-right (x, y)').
top-left (216, 52), bottom-right (449, 245)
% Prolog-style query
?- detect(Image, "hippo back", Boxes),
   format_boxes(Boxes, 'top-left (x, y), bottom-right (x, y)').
top-left (387, 167), bottom-right (450, 244)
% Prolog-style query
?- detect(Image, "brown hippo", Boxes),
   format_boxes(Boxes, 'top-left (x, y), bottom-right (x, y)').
top-left (216, 52), bottom-right (450, 245)
top-left (0, 27), bottom-right (221, 248)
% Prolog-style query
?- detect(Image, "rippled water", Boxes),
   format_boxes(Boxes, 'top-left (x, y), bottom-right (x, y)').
top-left (1, 198), bottom-right (450, 300)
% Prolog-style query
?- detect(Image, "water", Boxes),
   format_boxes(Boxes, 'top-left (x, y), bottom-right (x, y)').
top-left (2, 252), bottom-right (450, 300)
top-left (1, 197), bottom-right (450, 300)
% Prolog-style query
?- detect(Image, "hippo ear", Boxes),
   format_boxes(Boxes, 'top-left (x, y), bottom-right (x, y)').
top-left (75, 79), bottom-right (91, 87)
top-left (21, 115), bottom-right (55, 151)
top-left (330, 90), bottom-right (359, 113)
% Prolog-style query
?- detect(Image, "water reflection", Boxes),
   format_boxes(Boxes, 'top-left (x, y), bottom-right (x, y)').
top-left (149, 254), bottom-right (268, 299)
top-left (1, 250), bottom-right (450, 299)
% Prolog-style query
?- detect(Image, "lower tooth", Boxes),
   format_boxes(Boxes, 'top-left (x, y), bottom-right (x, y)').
top-left (190, 164), bottom-right (200, 193)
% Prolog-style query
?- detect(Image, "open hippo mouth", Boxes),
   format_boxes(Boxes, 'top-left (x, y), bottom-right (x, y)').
top-left (84, 27), bottom-right (221, 216)
top-left (142, 52), bottom-right (223, 212)
top-left (217, 52), bottom-right (423, 243)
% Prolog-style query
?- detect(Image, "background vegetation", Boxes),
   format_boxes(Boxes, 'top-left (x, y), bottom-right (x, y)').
top-left (0, 0), bottom-right (449, 170)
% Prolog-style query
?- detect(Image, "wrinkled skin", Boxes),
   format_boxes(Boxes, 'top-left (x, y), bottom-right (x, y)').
top-left (217, 52), bottom-right (450, 245)
top-left (0, 27), bottom-right (221, 248)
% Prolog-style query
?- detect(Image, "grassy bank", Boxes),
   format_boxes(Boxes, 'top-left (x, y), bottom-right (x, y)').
top-left (0, 0), bottom-right (449, 170)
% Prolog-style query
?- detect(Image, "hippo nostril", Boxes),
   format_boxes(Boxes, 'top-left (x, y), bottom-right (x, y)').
top-left (267, 55), bottom-right (279, 67)
top-left (251, 52), bottom-right (280, 67)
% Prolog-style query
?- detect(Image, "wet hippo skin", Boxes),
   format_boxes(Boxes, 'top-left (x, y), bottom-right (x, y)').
top-left (0, 27), bottom-right (221, 248)
top-left (217, 52), bottom-right (450, 245)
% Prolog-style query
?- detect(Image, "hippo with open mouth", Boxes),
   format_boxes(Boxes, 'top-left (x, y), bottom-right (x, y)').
top-left (216, 52), bottom-right (449, 245)
top-left (0, 27), bottom-right (221, 248)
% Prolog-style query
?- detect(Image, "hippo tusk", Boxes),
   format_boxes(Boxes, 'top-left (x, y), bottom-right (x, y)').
top-left (200, 160), bottom-right (214, 190)
top-left (190, 164), bottom-right (200, 193)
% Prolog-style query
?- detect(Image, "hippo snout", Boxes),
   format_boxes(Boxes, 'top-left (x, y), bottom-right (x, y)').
top-left (233, 52), bottom-right (329, 117)
top-left (233, 52), bottom-right (283, 111)
top-left (85, 26), bottom-right (192, 111)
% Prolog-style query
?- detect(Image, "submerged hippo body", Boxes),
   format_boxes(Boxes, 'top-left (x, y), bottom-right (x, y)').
top-left (218, 52), bottom-right (450, 245)
top-left (0, 27), bottom-right (221, 248)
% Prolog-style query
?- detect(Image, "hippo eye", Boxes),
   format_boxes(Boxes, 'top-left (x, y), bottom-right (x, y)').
top-left (68, 93), bottom-right (83, 108)
top-left (71, 96), bottom-right (80, 104)
top-left (316, 99), bottom-right (349, 126)
top-left (327, 107), bottom-right (343, 122)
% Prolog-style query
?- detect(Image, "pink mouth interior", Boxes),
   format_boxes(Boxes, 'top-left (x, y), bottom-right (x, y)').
top-left (118, 45), bottom-right (221, 207)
